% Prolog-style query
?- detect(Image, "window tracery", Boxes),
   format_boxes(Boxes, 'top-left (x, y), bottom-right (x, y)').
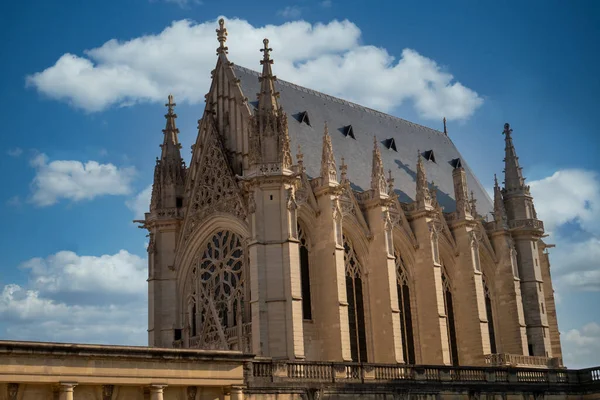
top-left (395, 252), bottom-right (415, 364)
top-left (298, 223), bottom-right (312, 320)
top-left (483, 276), bottom-right (497, 354)
top-left (185, 230), bottom-right (247, 350)
top-left (442, 268), bottom-right (459, 365)
top-left (343, 234), bottom-right (368, 362)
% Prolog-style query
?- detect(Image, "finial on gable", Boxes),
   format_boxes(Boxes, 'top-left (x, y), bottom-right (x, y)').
top-left (166, 94), bottom-right (176, 114)
top-left (216, 18), bottom-right (228, 55)
top-left (340, 157), bottom-right (348, 183)
top-left (443, 117), bottom-right (447, 135)
top-left (260, 38), bottom-right (273, 64)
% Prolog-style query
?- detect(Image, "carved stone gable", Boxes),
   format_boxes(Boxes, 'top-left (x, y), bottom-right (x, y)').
top-left (182, 116), bottom-right (247, 243)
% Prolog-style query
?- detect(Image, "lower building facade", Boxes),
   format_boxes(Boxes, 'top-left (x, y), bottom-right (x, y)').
top-left (1, 341), bottom-right (598, 400)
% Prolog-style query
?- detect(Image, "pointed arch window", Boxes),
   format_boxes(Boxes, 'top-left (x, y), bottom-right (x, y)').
top-left (344, 234), bottom-right (368, 362)
top-left (442, 269), bottom-right (459, 365)
top-left (298, 223), bottom-right (312, 320)
top-left (483, 277), bottom-right (497, 354)
top-left (395, 252), bottom-right (415, 364)
top-left (185, 230), bottom-right (247, 350)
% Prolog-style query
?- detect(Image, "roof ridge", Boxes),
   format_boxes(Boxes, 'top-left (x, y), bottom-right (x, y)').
top-left (233, 65), bottom-right (447, 137)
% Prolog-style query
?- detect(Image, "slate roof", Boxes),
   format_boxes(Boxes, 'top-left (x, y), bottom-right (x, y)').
top-left (234, 65), bottom-right (493, 216)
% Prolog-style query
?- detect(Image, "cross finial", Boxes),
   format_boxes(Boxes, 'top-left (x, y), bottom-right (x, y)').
top-left (165, 94), bottom-right (176, 114)
top-left (443, 117), bottom-right (447, 135)
top-left (503, 122), bottom-right (512, 135)
top-left (216, 18), bottom-right (228, 54)
top-left (260, 38), bottom-right (273, 64)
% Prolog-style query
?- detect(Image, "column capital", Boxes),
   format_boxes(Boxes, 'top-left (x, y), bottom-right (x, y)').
top-left (59, 382), bottom-right (78, 391)
top-left (149, 384), bottom-right (167, 392)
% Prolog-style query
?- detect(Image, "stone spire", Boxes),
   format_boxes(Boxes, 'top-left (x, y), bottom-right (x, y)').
top-left (216, 18), bottom-right (228, 55)
top-left (387, 169), bottom-right (395, 196)
top-left (493, 174), bottom-right (508, 228)
top-left (416, 150), bottom-right (431, 208)
top-left (161, 94), bottom-right (182, 160)
top-left (371, 136), bottom-right (387, 195)
top-left (150, 95), bottom-right (186, 211)
top-left (296, 145), bottom-right (304, 173)
top-left (502, 123), bottom-right (528, 194)
top-left (248, 39), bottom-right (291, 169)
top-left (452, 161), bottom-right (472, 220)
top-left (257, 38), bottom-right (280, 114)
top-left (340, 157), bottom-right (348, 184)
top-left (320, 122), bottom-right (338, 185)
top-left (470, 190), bottom-right (478, 219)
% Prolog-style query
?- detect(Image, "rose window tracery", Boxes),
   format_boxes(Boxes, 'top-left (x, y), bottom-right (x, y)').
top-left (185, 230), bottom-right (247, 350)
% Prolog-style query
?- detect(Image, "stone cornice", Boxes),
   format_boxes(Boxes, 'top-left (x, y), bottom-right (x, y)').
top-left (0, 340), bottom-right (253, 363)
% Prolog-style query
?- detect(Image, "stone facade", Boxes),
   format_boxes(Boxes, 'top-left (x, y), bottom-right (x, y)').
top-left (143, 19), bottom-right (563, 369)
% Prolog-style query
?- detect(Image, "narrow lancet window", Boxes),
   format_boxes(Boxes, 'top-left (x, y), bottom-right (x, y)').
top-left (395, 252), bottom-right (415, 364)
top-left (298, 223), bottom-right (312, 320)
top-left (442, 270), bottom-right (459, 365)
top-left (483, 277), bottom-right (497, 354)
top-left (344, 235), bottom-right (368, 362)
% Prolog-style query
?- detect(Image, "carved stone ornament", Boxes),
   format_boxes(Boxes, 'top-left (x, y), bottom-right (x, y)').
top-left (102, 385), bottom-right (114, 400)
top-left (286, 187), bottom-right (298, 210)
top-left (248, 192), bottom-right (256, 214)
top-left (187, 386), bottom-right (198, 400)
top-left (7, 383), bottom-right (19, 400)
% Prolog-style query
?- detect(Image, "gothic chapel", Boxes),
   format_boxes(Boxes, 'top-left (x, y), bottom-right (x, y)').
top-left (143, 19), bottom-right (562, 368)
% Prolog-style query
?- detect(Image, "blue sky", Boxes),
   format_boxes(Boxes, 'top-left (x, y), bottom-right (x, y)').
top-left (1, 0), bottom-right (599, 367)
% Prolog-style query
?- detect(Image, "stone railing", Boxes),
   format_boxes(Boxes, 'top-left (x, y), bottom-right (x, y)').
top-left (247, 360), bottom-right (600, 391)
top-left (508, 218), bottom-right (544, 231)
top-left (485, 353), bottom-right (562, 369)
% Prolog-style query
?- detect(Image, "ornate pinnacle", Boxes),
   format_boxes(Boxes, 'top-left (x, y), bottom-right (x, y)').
top-left (430, 181), bottom-right (438, 207)
top-left (387, 169), bottom-right (395, 195)
top-left (165, 94), bottom-right (176, 115)
top-left (470, 190), bottom-right (478, 218)
top-left (493, 173), bottom-right (508, 227)
top-left (503, 122), bottom-right (512, 136)
top-left (260, 38), bottom-right (273, 64)
top-left (320, 122), bottom-right (337, 184)
top-left (371, 136), bottom-right (386, 194)
top-left (216, 18), bottom-right (228, 55)
top-left (296, 144), bottom-right (304, 171)
top-left (340, 157), bottom-right (348, 183)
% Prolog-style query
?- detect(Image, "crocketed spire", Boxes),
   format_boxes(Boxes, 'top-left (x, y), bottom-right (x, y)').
top-left (503, 123), bottom-right (528, 194)
top-left (371, 136), bottom-right (387, 195)
top-left (257, 38), bottom-right (280, 114)
top-left (493, 174), bottom-right (508, 228)
top-left (320, 122), bottom-right (337, 185)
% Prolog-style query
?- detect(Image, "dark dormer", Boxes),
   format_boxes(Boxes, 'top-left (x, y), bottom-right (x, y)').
top-left (295, 111), bottom-right (311, 126)
top-left (450, 158), bottom-right (463, 169)
top-left (423, 149), bottom-right (436, 163)
top-left (383, 138), bottom-right (397, 152)
top-left (342, 125), bottom-right (356, 139)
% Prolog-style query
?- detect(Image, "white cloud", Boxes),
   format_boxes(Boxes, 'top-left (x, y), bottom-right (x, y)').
top-left (7, 147), bottom-right (23, 157)
top-left (530, 169), bottom-right (600, 235)
top-left (29, 153), bottom-right (136, 206)
top-left (26, 17), bottom-right (483, 120)
top-left (278, 6), bottom-right (302, 19)
top-left (529, 168), bottom-right (600, 292)
top-left (320, 0), bottom-right (332, 7)
top-left (126, 184), bottom-right (153, 219)
top-left (562, 322), bottom-right (600, 368)
top-left (0, 250), bottom-right (147, 345)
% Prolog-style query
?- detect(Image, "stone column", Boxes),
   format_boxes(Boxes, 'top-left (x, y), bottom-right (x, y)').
top-left (149, 384), bottom-right (167, 400)
top-left (59, 383), bottom-right (77, 400)
top-left (7, 383), bottom-right (19, 400)
top-left (230, 386), bottom-right (244, 400)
